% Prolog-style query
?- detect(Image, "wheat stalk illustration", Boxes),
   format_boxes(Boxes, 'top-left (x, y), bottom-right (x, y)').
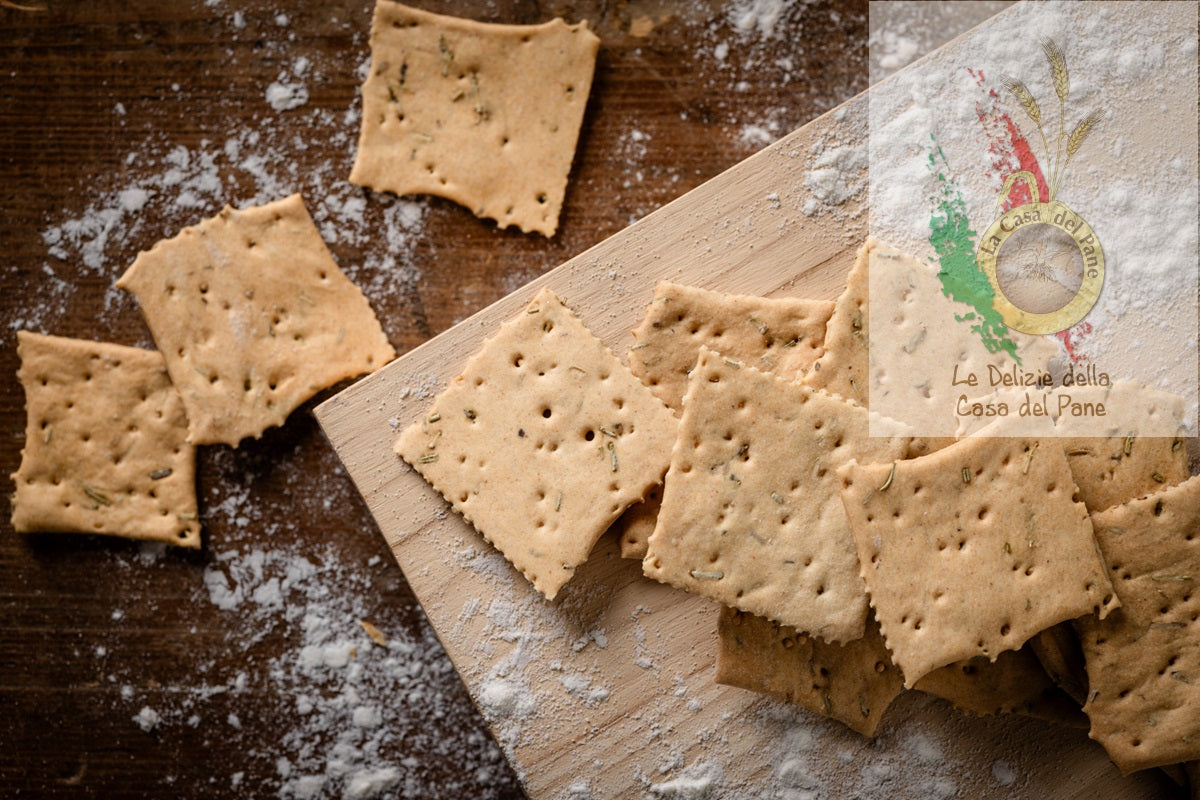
top-left (1000, 37), bottom-right (1100, 203)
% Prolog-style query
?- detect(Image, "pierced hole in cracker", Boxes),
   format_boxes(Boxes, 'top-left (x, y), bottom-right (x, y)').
top-left (541, 407), bottom-right (552, 419)
top-left (584, 429), bottom-right (595, 441)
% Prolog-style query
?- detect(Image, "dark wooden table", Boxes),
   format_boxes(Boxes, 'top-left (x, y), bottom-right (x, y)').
top-left (0, 1), bottom-right (867, 797)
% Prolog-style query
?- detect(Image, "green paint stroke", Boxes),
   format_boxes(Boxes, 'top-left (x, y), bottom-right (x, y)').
top-left (927, 135), bottom-right (1021, 364)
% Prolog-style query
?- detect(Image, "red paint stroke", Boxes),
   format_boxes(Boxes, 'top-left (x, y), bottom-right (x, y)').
top-left (968, 68), bottom-right (1050, 207)
top-left (1055, 322), bottom-right (1092, 363)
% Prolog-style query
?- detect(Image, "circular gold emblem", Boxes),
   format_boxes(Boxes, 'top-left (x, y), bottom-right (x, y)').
top-left (976, 175), bottom-right (1104, 335)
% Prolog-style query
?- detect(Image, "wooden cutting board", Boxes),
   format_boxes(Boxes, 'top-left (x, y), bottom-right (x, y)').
top-left (315, 25), bottom-right (1177, 800)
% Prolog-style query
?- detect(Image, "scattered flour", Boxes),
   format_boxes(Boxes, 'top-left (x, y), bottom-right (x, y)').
top-left (132, 706), bottom-right (161, 733)
top-left (266, 79), bottom-right (309, 111)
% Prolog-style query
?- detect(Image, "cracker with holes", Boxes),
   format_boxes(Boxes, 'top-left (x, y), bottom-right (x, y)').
top-left (11, 332), bottom-right (200, 547)
top-left (116, 194), bottom-right (395, 447)
top-left (838, 436), bottom-right (1119, 687)
top-left (812, 238), bottom-right (1059, 437)
top-left (395, 287), bottom-right (676, 600)
top-left (643, 348), bottom-right (907, 642)
top-left (628, 282), bottom-right (833, 410)
top-left (914, 646), bottom-right (1086, 727)
top-left (618, 282), bottom-right (834, 560)
top-left (1075, 474), bottom-right (1200, 773)
top-left (717, 607), bottom-right (903, 737)
top-left (351, 1), bottom-right (599, 237)
top-left (1061, 435), bottom-right (1189, 512)
top-left (802, 238), bottom-right (870, 405)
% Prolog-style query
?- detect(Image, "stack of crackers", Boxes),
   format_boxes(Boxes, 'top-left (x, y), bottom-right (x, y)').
top-left (13, 195), bottom-right (394, 548)
top-left (396, 238), bottom-right (1200, 778)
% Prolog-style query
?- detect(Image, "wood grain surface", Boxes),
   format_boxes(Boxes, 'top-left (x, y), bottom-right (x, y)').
top-left (0, 2), bottom-right (874, 799)
top-left (1, 1), bottom-right (1190, 799)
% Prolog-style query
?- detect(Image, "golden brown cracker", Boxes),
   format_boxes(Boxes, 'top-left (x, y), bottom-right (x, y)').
top-left (915, 645), bottom-right (1086, 727)
top-left (1076, 474), bottom-right (1200, 773)
top-left (628, 281), bottom-right (833, 410)
top-left (1062, 435), bottom-right (1188, 512)
top-left (802, 239), bottom-right (869, 405)
top-left (351, 1), bottom-right (599, 237)
top-left (395, 288), bottom-right (676, 600)
top-left (116, 194), bottom-right (395, 447)
top-left (614, 486), bottom-right (660, 560)
top-left (11, 332), bottom-right (200, 547)
top-left (716, 607), bottom-right (903, 738)
top-left (839, 436), bottom-right (1118, 687)
top-left (644, 349), bottom-right (907, 642)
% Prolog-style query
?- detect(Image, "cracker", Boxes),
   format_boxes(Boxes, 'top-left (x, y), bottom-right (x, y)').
top-left (643, 348), bottom-right (908, 642)
top-left (716, 606), bottom-right (903, 738)
top-left (838, 436), bottom-right (1119, 687)
top-left (116, 194), bottom-right (395, 447)
top-left (814, 238), bottom-right (1059, 438)
top-left (615, 486), bottom-right (661, 560)
top-left (1061, 435), bottom-right (1188, 512)
top-left (1075, 474), bottom-right (1200, 773)
top-left (395, 288), bottom-right (676, 600)
top-left (11, 332), bottom-right (200, 547)
top-left (628, 281), bottom-right (833, 410)
top-left (915, 645), bottom-right (1086, 727)
top-left (619, 283), bottom-right (833, 560)
top-left (350, 1), bottom-right (599, 237)
top-left (1028, 622), bottom-right (1088, 706)
top-left (802, 239), bottom-right (869, 405)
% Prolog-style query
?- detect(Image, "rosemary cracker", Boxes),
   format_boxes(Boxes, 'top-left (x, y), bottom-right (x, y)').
top-left (802, 238), bottom-right (869, 405)
top-left (838, 436), bottom-right (1119, 687)
top-left (627, 281), bottom-right (833, 409)
top-left (11, 332), bottom-right (200, 547)
top-left (116, 194), bottom-right (395, 447)
top-left (350, 1), bottom-right (599, 237)
top-left (914, 646), bottom-right (1085, 727)
top-left (1062, 435), bottom-right (1189, 512)
top-left (618, 281), bottom-right (833, 559)
top-left (1076, 474), bottom-right (1200, 773)
top-left (643, 348), bottom-right (907, 643)
top-left (716, 607), bottom-right (903, 738)
top-left (395, 288), bottom-right (675, 600)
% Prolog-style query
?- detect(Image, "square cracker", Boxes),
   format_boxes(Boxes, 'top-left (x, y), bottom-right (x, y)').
top-left (116, 194), bottom-right (395, 447)
top-left (717, 606), bottom-right (904, 737)
top-left (838, 436), bottom-right (1119, 687)
top-left (1061, 435), bottom-right (1188, 512)
top-left (628, 281), bottom-right (834, 410)
top-left (802, 238), bottom-right (869, 405)
top-left (351, 1), bottom-right (599, 237)
top-left (395, 288), bottom-right (676, 600)
top-left (643, 348), bottom-right (908, 643)
top-left (11, 332), bottom-right (200, 548)
top-left (618, 283), bottom-right (833, 560)
top-left (914, 646), bottom-right (1086, 727)
top-left (1076, 474), bottom-right (1200, 773)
